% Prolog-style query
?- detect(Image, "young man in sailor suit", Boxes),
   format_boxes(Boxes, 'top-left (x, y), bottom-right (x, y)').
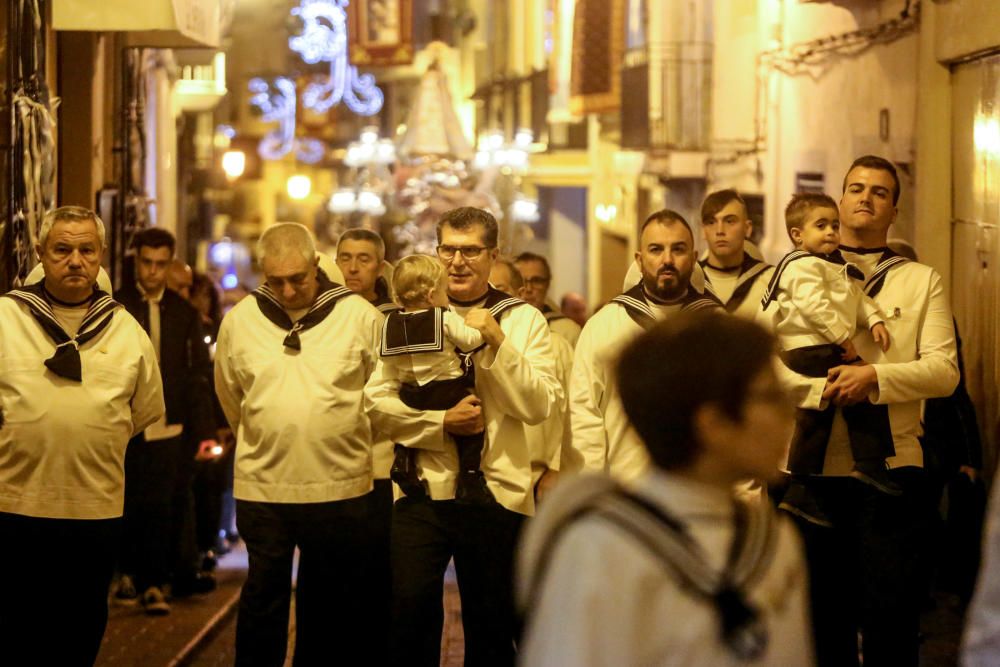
top-left (365, 206), bottom-right (562, 666)
top-left (698, 189), bottom-right (774, 322)
top-left (515, 251), bottom-right (582, 347)
top-left (566, 209), bottom-right (720, 481)
top-left (518, 313), bottom-right (813, 667)
top-left (215, 223), bottom-right (382, 666)
top-left (779, 155), bottom-right (959, 667)
top-left (0, 206), bottom-right (165, 666)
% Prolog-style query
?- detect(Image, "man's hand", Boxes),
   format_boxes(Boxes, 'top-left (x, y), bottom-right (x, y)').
top-left (823, 364), bottom-right (879, 406)
top-left (195, 439), bottom-right (223, 462)
top-left (443, 395), bottom-right (485, 436)
top-left (535, 469), bottom-right (560, 504)
top-left (464, 309), bottom-right (506, 350)
top-left (840, 337), bottom-right (859, 362)
top-left (871, 322), bottom-right (891, 352)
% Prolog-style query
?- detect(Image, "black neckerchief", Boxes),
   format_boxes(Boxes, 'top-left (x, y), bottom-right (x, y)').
top-left (541, 302), bottom-right (568, 323)
top-left (700, 253), bottom-right (772, 313)
top-left (4, 279), bottom-right (121, 381)
top-left (252, 268), bottom-right (353, 350)
top-left (612, 282), bottom-right (721, 330)
top-left (525, 483), bottom-right (777, 661)
top-left (380, 307), bottom-right (448, 357)
top-left (840, 246), bottom-right (908, 298)
top-left (760, 249), bottom-right (865, 309)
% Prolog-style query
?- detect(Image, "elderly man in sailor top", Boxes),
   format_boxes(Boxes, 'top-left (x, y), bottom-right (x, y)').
top-left (365, 206), bottom-right (561, 667)
top-left (566, 209), bottom-right (720, 481)
top-left (0, 206), bottom-right (164, 667)
top-left (215, 222), bottom-right (382, 667)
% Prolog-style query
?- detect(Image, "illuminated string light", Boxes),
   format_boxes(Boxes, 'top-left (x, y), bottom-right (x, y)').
top-left (248, 77), bottom-right (326, 163)
top-left (289, 0), bottom-right (384, 116)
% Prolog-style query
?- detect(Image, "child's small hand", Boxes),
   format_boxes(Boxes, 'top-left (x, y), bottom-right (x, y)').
top-left (871, 322), bottom-right (891, 352)
top-left (840, 337), bottom-right (858, 361)
top-left (465, 308), bottom-right (505, 349)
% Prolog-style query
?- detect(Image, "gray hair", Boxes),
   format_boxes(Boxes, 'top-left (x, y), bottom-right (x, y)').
top-left (337, 228), bottom-right (386, 262)
top-left (38, 206), bottom-right (107, 249)
top-left (257, 222), bottom-right (316, 264)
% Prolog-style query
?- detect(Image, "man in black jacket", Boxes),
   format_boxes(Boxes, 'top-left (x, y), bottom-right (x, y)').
top-left (115, 227), bottom-right (218, 614)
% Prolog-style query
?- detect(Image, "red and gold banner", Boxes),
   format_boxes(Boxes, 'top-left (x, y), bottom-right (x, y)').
top-left (348, 0), bottom-right (414, 66)
top-left (570, 0), bottom-right (625, 115)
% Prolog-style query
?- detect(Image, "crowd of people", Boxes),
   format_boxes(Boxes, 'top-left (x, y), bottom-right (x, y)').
top-left (0, 153), bottom-right (995, 667)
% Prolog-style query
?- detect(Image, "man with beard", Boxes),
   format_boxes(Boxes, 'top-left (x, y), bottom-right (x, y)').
top-left (566, 210), bottom-right (719, 480)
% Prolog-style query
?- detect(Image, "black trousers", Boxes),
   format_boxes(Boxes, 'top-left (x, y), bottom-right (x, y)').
top-left (193, 458), bottom-right (227, 552)
top-left (0, 512), bottom-right (120, 667)
top-left (793, 469), bottom-right (929, 667)
top-left (366, 479), bottom-right (394, 666)
top-left (235, 496), bottom-right (373, 667)
top-left (390, 496), bottom-right (524, 667)
top-left (121, 434), bottom-right (180, 591)
top-left (782, 344), bottom-right (894, 473)
top-left (399, 377), bottom-right (484, 473)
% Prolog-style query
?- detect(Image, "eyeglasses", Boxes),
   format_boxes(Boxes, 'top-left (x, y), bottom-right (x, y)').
top-left (523, 276), bottom-right (550, 288)
top-left (436, 245), bottom-right (494, 261)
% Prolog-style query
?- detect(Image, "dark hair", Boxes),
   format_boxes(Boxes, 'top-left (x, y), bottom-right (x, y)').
top-left (616, 312), bottom-right (775, 470)
top-left (133, 227), bottom-right (176, 255)
top-left (639, 209), bottom-right (693, 242)
top-left (436, 207), bottom-right (499, 248)
top-left (190, 271), bottom-right (222, 328)
top-left (493, 256), bottom-right (524, 292)
top-left (700, 189), bottom-right (747, 224)
top-left (338, 228), bottom-right (385, 261)
top-left (842, 155), bottom-right (900, 206)
top-left (514, 251), bottom-right (551, 280)
top-left (784, 192), bottom-right (839, 240)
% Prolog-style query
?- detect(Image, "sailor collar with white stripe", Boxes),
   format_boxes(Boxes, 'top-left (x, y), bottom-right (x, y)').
top-left (3, 279), bottom-right (121, 381)
top-left (839, 245), bottom-right (908, 297)
top-left (448, 285), bottom-right (527, 319)
top-left (252, 268), bottom-right (354, 350)
top-left (759, 248), bottom-right (866, 309)
top-left (699, 253), bottom-right (772, 313)
top-left (380, 307), bottom-right (447, 357)
top-left (541, 303), bottom-right (568, 323)
top-left (612, 282), bottom-right (721, 330)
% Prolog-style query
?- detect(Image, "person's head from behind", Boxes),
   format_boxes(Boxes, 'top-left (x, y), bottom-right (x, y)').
top-left (336, 228), bottom-right (385, 300)
top-left (166, 259), bottom-right (193, 299)
top-left (190, 272), bottom-right (221, 325)
top-left (490, 257), bottom-right (524, 297)
top-left (635, 210), bottom-right (696, 301)
top-left (785, 193), bottom-right (841, 255)
top-left (701, 189), bottom-right (752, 267)
top-left (132, 227), bottom-right (177, 295)
top-left (257, 223), bottom-right (319, 311)
top-left (393, 254), bottom-right (450, 310)
top-left (560, 292), bottom-right (587, 326)
top-left (617, 312), bottom-right (793, 485)
top-left (36, 206), bottom-right (107, 303)
top-left (435, 207), bottom-right (500, 301)
top-left (514, 251), bottom-right (551, 309)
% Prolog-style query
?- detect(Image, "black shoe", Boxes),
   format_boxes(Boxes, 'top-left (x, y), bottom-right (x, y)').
top-left (778, 483), bottom-right (833, 528)
top-left (851, 461), bottom-right (903, 496)
top-left (390, 444), bottom-right (427, 499)
top-left (172, 571), bottom-right (217, 598)
top-left (455, 471), bottom-right (495, 506)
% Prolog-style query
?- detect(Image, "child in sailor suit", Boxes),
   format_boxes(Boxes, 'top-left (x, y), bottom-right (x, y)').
top-left (764, 194), bottom-right (896, 526)
top-left (379, 254), bottom-right (491, 503)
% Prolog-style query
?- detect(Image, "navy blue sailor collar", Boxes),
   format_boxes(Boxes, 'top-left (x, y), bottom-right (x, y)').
top-left (839, 245), bottom-right (908, 298)
top-left (699, 252), bottom-right (772, 313)
top-left (613, 281), bottom-right (721, 330)
top-left (252, 268), bottom-right (353, 350)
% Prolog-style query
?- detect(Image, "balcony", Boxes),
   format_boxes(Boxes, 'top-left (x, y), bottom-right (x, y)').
top-left (620, 41), bottom-right (712, 153)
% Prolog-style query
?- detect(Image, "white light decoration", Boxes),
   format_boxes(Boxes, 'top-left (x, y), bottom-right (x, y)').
top-left (289, 0), bottom-right (384, 116)
top-left (249, 77), bottom-right (326, 163)
top-left (328, 188), bottom-right (358, 214)
top-left (511, 195), bottom-right (541, 224)
top-left (473, 129), bottom-right (532, 173)
top-left (221, 150), bottom-right (246, 181)
top-left (287, 174), bottom-right (313, 200)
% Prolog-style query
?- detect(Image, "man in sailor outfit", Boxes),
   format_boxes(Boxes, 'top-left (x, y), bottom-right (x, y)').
top-left (365, 206), bottom-right (561, 666)
top-left (215, 222), bottom-right (382, 666)
top-left (566, 209), bottom-right (720, 480)
top-left (0, 206), bottom-right (165, 666)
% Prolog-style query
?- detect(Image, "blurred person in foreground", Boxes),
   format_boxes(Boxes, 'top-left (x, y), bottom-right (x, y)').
top-left (0, 206), bottom-right (164, 665)
top-left (517, 312), bottom-right (812, 666)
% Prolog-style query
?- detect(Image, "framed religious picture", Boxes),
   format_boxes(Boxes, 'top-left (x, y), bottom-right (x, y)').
top-left (348, 0), bottom-right (414, 66)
